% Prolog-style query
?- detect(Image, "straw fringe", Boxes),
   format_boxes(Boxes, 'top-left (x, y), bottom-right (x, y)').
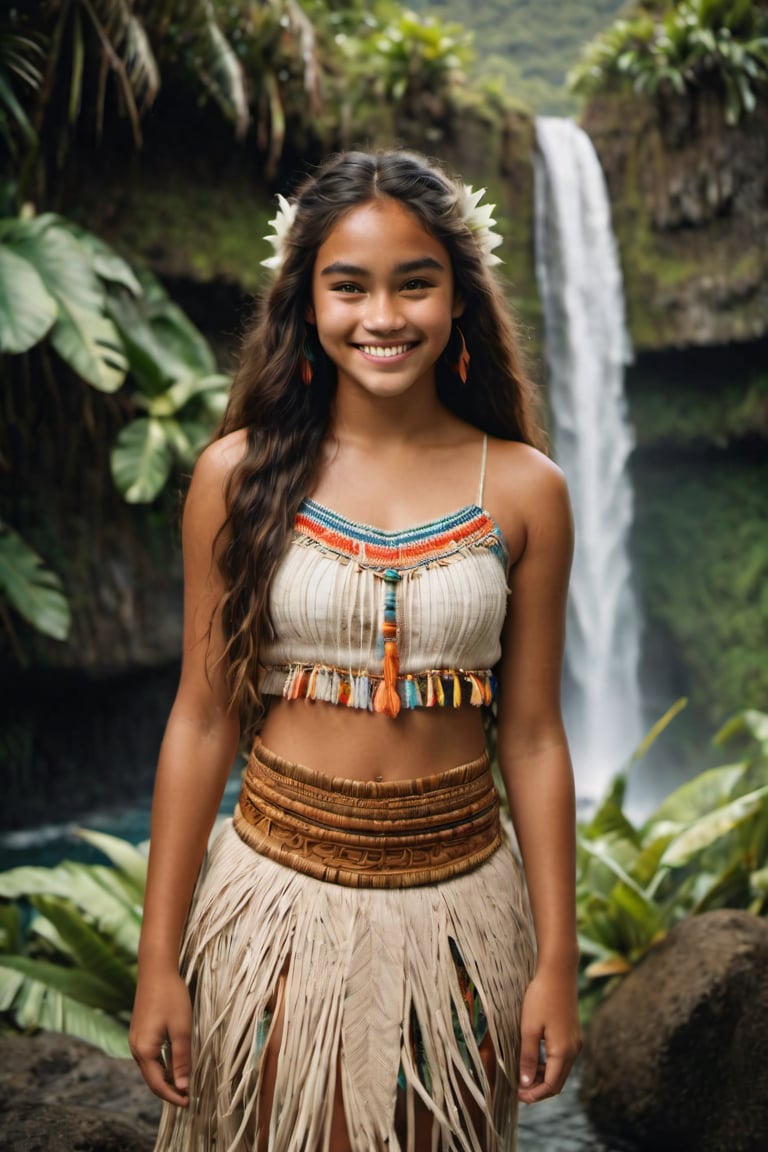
top-left (154, 822), bottom-right (535, 1152)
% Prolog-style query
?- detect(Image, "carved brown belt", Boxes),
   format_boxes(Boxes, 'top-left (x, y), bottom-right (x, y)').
top-left (232, 740), bottom-right (502, 889)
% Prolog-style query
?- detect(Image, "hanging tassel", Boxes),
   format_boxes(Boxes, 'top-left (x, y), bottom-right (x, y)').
top-left (338, 673), bottom-right (351, 707)
top-left (435, 676), bottom-right (445, 707)
top-left (403, 676), bottom-right (419, 709)
top-left (316, 667), bottom-right (332, 702)
top-left (288, 667), bottom-right (308, 700)
top-left (468, 673), bottom-right (484, 707)
top-left (372, 569), bottom-right (401, 717)
top-left (356, 673), bottom-right (370, 710)
top-left (426, 673), bottom-right (436, 708)
top-left (452, 672), bottom-right (462, 708)
top-left (282, 666), bottom-right (295, 700)
top-left (307, 665), bottom-right (319, 700)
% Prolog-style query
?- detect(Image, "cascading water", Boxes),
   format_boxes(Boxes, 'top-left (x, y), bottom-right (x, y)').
top-left (534, 116), bottom-right (643, 802)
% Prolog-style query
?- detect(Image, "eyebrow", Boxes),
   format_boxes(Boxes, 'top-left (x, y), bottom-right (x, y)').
top-left (319, 257), bottom-right (446, 277)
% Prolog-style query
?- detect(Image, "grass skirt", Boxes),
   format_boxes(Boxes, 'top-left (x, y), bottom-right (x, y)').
top-left (153, 750), bottom-right (536, 1152)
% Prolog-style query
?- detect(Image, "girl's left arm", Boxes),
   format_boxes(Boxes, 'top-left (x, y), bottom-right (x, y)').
top-left (495, 452), bottom-right (582, 1104)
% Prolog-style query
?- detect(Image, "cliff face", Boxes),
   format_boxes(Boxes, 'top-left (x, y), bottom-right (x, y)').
top-left (582, 88), bottom-right (768, 739)
top-left (583, 90), bottom-right (768, 351)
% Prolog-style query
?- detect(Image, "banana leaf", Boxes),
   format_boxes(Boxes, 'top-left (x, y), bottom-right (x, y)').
top-left (0, 964), bottom-right (131, 1057)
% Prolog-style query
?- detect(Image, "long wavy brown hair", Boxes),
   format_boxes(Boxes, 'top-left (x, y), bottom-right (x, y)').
top-left (214, 149), bottom-right (544, 737)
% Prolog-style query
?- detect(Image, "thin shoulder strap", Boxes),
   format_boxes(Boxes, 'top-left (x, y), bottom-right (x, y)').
top-left (476, 434), bottom-right (488, 508)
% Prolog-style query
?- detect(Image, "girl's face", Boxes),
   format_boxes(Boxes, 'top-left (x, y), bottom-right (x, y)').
top-left (307, 197), bottom-right (463, 403)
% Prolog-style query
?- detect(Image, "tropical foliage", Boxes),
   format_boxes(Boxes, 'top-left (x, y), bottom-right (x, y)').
top-left (0, 521), bottom-right (70, 645)
top-left (409, 0), bottom-right (628, 114)
top-left (570, 0), bottom-right (768, 125)
top-left (1, 1), bottom-right (485, 199)
top-left (0, 830), bottom-right (147, 1058)
top-left (577, 705), bottom-right (768, 1020)
top-left (0, 211), bottom-right (229, 641)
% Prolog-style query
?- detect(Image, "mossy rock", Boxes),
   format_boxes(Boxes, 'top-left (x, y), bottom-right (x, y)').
top-left (583, 90), bottom-right (768, 352)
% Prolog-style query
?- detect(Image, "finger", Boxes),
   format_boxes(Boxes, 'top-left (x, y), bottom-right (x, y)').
top-left (131, 1040), bottom-right (190, 1107)
top-left (166, 1027), bottom-right (192, 1095)
top-left (518, 1032), bottom-right (544, 1091)
top-left (518, 1051), bottom-right (570, 1104)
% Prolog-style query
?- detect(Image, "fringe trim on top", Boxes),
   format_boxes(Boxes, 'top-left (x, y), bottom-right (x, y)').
top-left (261, 663), bottom-right (497, 711)
top-left (153, 826), bottom-right (535, 1152)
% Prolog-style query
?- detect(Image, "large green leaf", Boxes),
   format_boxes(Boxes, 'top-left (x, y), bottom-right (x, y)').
top-left (0, 903), bottom-right (22, 954)
top-left (110, 417), bottom-right (172, 503)
top-left (68, 224), bottom-right (142, 296)
top-left (87, 865), bottom-right (145, 915)
top-left (0, 861), bottom-right (141, 957)
top-left (106, 279), bottom-right (216, 394)
top-left (578, 836), bottom-right (652, 907)
top-left (50, 301), bottom-right (128, 392)
top-left (76, 829), bottom-right (148, 894)
top-left (9, 218), bottom-right (128, 391)
top-left (660, 785), bottom-right (768, 867)
top-left (0, 954), bottom-right (128, 1014)
top-left (0, 245), bottom-right (57, 353)
top-left (0, 964), bottom-right (130, 1057)
top-left (29, 896), bottom-right (136, 1004)
top-left (156, 373), bottom-right (231, 415)
top-left (0, 523), bottom-right (70, 640)
top-left (9, 217), bottom-right (103, 311)
top-left (646, 762), bottom-right (748, 830)
top-left (716, 709), bottom-right (768, 754)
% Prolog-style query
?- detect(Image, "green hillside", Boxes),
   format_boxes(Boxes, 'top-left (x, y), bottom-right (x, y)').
top-left (409, 0), bottom-right (629, 112)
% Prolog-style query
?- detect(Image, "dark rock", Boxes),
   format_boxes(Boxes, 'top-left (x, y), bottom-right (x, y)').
top-left (581, 909), bottom-right (768, 1152)
top-left (583, 90), bottom-right (768, 351)
top-left (0, 1032), bottom-right (161, 1152)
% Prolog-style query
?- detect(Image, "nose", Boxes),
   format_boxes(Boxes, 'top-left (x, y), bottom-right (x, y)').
top-left (362, 290), bottom-right (406, 334)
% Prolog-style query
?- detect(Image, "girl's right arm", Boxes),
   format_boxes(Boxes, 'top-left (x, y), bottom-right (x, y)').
top-left (129, 435), bottom-right (244, 1105)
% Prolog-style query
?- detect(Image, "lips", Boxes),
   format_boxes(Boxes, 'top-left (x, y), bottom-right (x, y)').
top-left (357, 343), bottom-right (415, 358)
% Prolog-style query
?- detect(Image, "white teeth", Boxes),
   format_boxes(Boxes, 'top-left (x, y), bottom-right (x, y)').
top-left (359, 344), bottom-right (411, 358)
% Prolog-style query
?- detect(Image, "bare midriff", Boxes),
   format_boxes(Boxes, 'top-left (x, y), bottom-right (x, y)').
top-left (260, 697), bottom-right (488, 783)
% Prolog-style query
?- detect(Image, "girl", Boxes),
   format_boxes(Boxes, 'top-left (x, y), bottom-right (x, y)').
top-left (130, 148), bottom-right (581, 1152)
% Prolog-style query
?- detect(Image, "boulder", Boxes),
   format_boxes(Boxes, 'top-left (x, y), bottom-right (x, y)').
top-left (0, 1032), bottom-right (161, 1152)
top-left (581, 909), bottom-right (768, 1152)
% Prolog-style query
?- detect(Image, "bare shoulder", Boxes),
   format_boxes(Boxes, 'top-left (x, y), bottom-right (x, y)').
top-left (490, 438), bottom-right (567, 497)
top-left (485, 438), bottom-right (570, 542)
top-left (192, 428), bottom-right (248, 489)
top-left (184, 429), bottom-right (248, 536)
top-left (479, 439), bottom-right (570, 569)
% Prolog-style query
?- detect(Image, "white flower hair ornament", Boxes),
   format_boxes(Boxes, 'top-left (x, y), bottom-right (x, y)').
top-left (260, 183), bottom-right (503, 272)
top-left (457, 184), bottom-right (504, 267)
top-left (261, 194), bottom-right (298, 271)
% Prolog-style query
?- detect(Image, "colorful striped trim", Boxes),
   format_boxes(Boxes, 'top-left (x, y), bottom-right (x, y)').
top-left (294, 499), bottom-right (508, 572)
top-left (272, 663), bottom-right (497, 710)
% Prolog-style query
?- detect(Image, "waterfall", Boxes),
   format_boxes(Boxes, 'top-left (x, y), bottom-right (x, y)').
top-left (534, 116), bottom-right (643, 801)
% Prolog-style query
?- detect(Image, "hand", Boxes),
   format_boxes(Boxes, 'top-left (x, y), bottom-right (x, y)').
top-left (130, 969), bottom-right (192, 1106)
top-left (517, 966), bottom-right (582, 1104)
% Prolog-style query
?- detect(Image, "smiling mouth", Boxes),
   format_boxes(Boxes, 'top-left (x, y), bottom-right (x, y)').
top-left (357, 343), bottom-right (415, 358)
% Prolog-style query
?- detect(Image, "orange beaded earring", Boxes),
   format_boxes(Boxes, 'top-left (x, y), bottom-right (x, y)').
top-left (300, 339), bottom-right (315, 386)
top-left (445, 324), bottom-right (470, 384)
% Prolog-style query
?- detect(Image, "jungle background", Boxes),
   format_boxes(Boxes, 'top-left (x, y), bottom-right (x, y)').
top-left (0, 0), bottom-right (767, 1103)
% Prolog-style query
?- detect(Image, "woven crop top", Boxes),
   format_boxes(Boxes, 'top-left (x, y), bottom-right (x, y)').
top-left (259, 436), bottom-right (510, 716)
